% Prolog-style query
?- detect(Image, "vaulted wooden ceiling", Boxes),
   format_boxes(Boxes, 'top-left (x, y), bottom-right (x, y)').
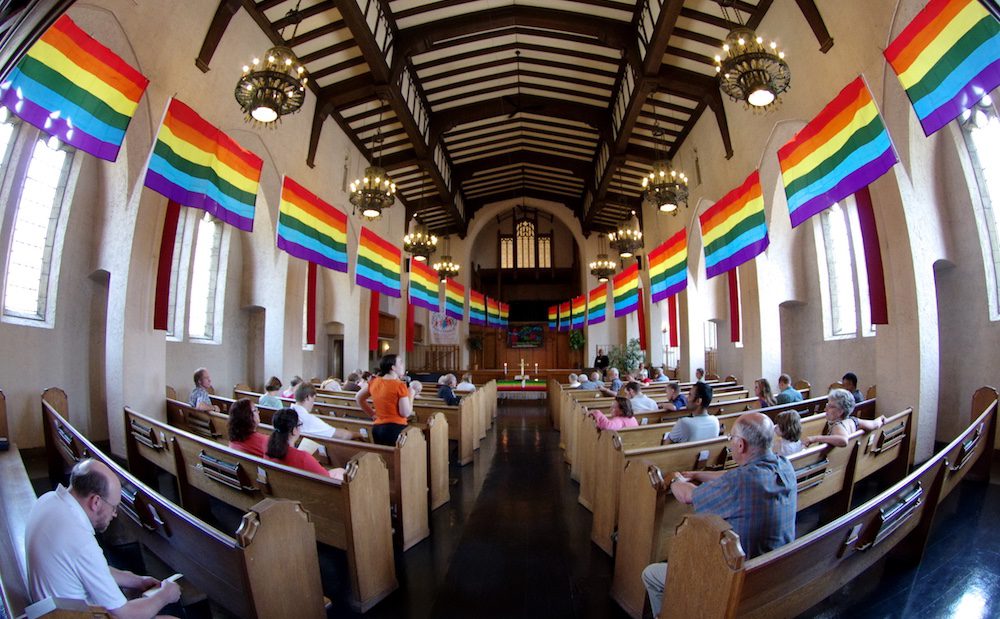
top-left (198, 0), bottom-right (832, 236)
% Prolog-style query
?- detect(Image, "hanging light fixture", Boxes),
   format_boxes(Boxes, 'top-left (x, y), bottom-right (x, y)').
top-left (403, 173), bottom-right (438, 261)
top-left (350, 99), bottom-right (396, 220)
top-left (589, 234), bottom-right (617, 282)
top-left (432, 237), bottom-right (460, 280)
top-left (713, 0), bottom-right (790, 110)
top-left (608, 211), bottom-right (643, 259)
top-left (235, 1), bottom-right (308, 125)
top-left (641, 92), bottom-right (689, 215)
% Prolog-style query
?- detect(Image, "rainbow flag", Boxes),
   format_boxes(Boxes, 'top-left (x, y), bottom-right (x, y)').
top-left (559, 302), bottom-right (571, 332)
top-left (778, 77), bottom-right (897, 228)
top-left (571, 295), bottom-right (586, 329)
top-left (469, 290), bottom-right (486, 325)
top-left (588, 284), bottom-right (607, 325)
top-left (356, 227), bottom-right (401, 297)
top-left (409, 259), bottom-right (440, 312)
top-left (648, 229), bottom-right (687, 302)
top-left (700, 170), bottom-right (769, 278)
top-left (145, 98), bottom-right (262, 231)
top-left (0, 15), bottom-right (148, 161)
top-left (548, 305), bottom-right (558, 329)
top-left (486, 297), bottom-right (500, 328)
top-left (499, 302), bottom-right (510, 327)
top-left (885, 0), bottom-right (1000, 136)
top-left (445, 278), bottom-right (465, 321)
top-left (276, 176), bottom-right (347, 272)
top-left (613, 263), bottom-right (639, 317)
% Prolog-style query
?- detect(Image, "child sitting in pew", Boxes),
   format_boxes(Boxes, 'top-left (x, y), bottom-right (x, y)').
top-left (773, 410), bottom-right (804, 456)
top-left (266, 409), bottom-right (345, 480)
top-left (228, 398), bottom-right (268, 457)
top-left (588, 396), bottom-right (638, 431)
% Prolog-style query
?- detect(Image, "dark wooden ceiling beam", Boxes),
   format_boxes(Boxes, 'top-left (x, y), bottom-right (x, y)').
top-left (431, 94), bottom-right (607, 144)
top-left (424, 67), bottom-right (611, 98)
top-left (272, 0), bottom-right (335, 30)
top-left (286, 19), bottom-right (346, 46)
top-left (411, 41), bottom-right (620, 73)
top-left (447, 127), bottom-right (595, 154)
top-left (794, 0), bottom-right (834, 53)
top-left (421, 55), bottom-right (618, 86)
top-left (462, 188), bottom-right (583, 220)
top-left (454, 151), bottom-right (592, 183)
top-left (298, 39), bottom-right (358, 64)
top-left (444, 116), bottom-right (599, 142)
top-left (196, 0), bottom-right (242, 72)
top-left (334, 0), bottom-right (465, 234)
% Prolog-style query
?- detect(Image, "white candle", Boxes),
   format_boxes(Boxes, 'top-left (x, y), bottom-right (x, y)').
top-left (504, 362), bottom-right (508, 375)
top-left (534, 363), bottom-right (538, 375)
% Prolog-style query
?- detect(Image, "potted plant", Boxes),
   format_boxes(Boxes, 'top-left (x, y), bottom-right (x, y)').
top-left (569, 329), bottom-right (586, 366)
top-left (608, 338), bottom-right (645, 375)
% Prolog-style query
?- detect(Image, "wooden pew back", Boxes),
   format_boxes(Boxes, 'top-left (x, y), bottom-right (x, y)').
top-left (123, 406), bottom-right (397, 611)
top-left (41, 390), bottom-right (328, 618)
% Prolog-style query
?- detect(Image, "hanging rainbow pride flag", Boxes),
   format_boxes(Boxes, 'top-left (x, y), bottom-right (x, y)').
top-left (885, 0), bottom-right (1000, 137)
top-left (559, 302), bottom-right (571, 332)
top-left (588, 284), bottom-right (607, 325)
top-left (356, 227), bottom-right (401, 297)
top-left (276, 176), bottom-right (348, 272)
top-left (499, 302), bottom-right (510, 328)
top-left (145, 98), bottom-right (262, 231)
top-left (486, 297), bottom-right (500, 328)
top-left (409, 259), bottom-right (440, 312)
top-left (548, 305), bottom-right (558, 329)
top-left (613, 262), bottom-right (639, 318)
top-left (445, 278), bottom-right (465, 321)
top-left (571, 295), bottom-right (586, 329)
top-left (648, 229), bottom-right (687, 303)
top-left (778, 77), bottom-right (897, 228)
top-left (469, 290), bottom-right (486, 325)
top-left (0, 14), bottom-right (149, 161)
top-left (701, 170), bottom-right (769, 278)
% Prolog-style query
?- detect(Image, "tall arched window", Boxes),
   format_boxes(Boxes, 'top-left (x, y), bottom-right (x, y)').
top-left (962, 96), bottom-right (1000, 319)
top-left (516, 220), bottom-right (536, 268)
top-left (813, 197), bottom-right (873, 339)
top-left (498, 211), bottom-right (553, 270)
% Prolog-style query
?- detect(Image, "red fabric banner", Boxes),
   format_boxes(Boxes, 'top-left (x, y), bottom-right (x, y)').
top-left (855, 186), bottom-right (888, 324)
top-left (637, 287), bottom-right (648, 353)
top-left (728, 269), bottom-right (741, 343)
top-left (406, 302), bottom-right (415, 352)
top-left (667, 295), bottom-right (679, 348)
top-left (305, 262), bottom-right (317, 345)
top-left (368, 290), bottom-right (380, 351)
top-left (153, 200), bottom-right (181, 330)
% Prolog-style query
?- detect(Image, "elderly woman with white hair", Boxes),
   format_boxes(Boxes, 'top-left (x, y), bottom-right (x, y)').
top-left (804, 388), bottom-right (887, 448)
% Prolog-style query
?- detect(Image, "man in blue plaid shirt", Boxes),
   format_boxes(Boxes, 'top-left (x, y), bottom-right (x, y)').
top-left (642, 412), bottom-right (797, 617)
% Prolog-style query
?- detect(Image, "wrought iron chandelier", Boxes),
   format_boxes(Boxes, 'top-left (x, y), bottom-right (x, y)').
top-left (589, 234), bottom-right (617, 282)
top-left (432, 237), bottom-right (460, 280)
top-left (608, 211), bottom-right (643, 259)
top-left (641, 93), bottom-right (688, 215)
top-left (403, 176), bottom-right (438, 261)
top-left (235, 2), bottom-right (308, 125)
top-left (714, 0), bottom-right (790, 109)
top-left (350, 101), bottom-right (396, 220)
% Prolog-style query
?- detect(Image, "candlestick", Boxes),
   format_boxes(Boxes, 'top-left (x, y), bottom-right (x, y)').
top-left (504, 362), bottom-right (508, 376)
top-left (534, 363), bottom-right (538, 375)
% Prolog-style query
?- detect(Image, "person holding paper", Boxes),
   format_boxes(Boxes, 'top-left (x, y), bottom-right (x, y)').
top-left (26, 459), bottom-right (182, 618)
top-left (266, 409), bottom-right (345, 480)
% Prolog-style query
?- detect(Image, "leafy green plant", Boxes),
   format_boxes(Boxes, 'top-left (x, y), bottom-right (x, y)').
top-left (569, 329), bottom-right (585, 351)
top-left (466, 335), bottom-right (483, 351)
top-left (607, 338), bottom-right (645, 373)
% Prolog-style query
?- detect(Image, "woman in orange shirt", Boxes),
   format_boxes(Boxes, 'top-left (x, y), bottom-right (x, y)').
top-left (356, 354), bottom-right (414, 446)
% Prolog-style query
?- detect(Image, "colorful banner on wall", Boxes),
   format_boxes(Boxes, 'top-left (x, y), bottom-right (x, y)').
top-left (444, 278), bottom-right (465, 321)
top-left (486, 297), bottom-right (500, 328)
top-left (613, 262), bottom-right (639, 318)
top-left (355, 227), bottom-right (401, 297)
top-left (588, 284), bottom-right (607, 325)
top-left (648, 229), bottom-right (687, 303)
top-left (469, 290), bottom-right (486, 325)
top-left (778, 77), bottom-right (898, 228)
top-left (571, 295), bottom-right (586, 329)
top-left (885, 0), bottom-right (1000, 136)
top-left (275, 176), bottom-right (348, 272)
top-left (558, 301), bottom-right (571, 332)
top-left (0, 14), bottom-right (149, 161)
top-left (548, 305), bottom-right (558, 329)
top-left (408, 258), bottom-right (440, 312)
top-left (498, 301), bottom-right (510, 328)
top-left (144, 98), bottom-right (262, 231)
top-left (700, 170), bottom-right (769, 279)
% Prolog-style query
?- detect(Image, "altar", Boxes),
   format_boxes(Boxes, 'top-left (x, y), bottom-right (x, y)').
top-left (496, 379), bottom-right (547, 399)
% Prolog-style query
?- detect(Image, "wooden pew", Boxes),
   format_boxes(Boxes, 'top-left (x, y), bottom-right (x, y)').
top-left (662, 387), bottom-right (997, 618)
top-left (120, 406), bottom-right (397, 611)
top-left (40, 389), bottom-right (331, 617)
top-left (160, 401), bottom-right (430, 551)
top-left (609, 407), bottom-right (912, 618)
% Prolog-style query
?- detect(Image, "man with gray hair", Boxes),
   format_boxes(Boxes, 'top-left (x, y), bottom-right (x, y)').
top-left (598, 367), bottom-right (623, 397)
top-left (641, 412), bottom-right (797, 617)
top-left (26, 459), bottom-right (182, 617)
top-left (577, 371), bottom-right (602, 390)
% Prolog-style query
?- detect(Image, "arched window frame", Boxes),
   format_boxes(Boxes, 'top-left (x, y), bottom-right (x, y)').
top-left (812, 196), bottom-right (874, 340)
top-left (497, 210), bottom-right (553, 270)
top-left (960, 96), bottom-right (1000, 321)
top-left (0, 118), bottom-right (82, 328)
top-left (165, 208), bottom-right (230, 344)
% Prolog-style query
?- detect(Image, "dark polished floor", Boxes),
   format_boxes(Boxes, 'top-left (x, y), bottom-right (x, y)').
top-left (25, 401), bottom-right (1000, 618)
